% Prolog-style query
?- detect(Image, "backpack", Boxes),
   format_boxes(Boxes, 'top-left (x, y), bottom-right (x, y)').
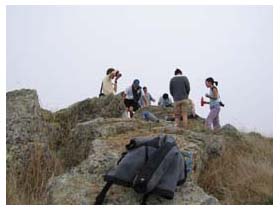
top-left (95, 135), bottom-right (187, 205)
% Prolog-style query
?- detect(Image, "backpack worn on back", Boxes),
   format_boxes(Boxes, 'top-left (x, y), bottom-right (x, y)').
top-left (95, 135), bottom-right (187, 205)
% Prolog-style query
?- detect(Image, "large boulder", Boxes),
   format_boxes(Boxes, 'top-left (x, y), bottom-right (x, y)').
top-left (53, 94), bottom-right (126, 130)
top-left (47, 138), bottom-right (219, 205)
top-left (6, 89), bottom-right (63, 204)
top-left (219, 124), bottom-right (241, 139)
top-left (6, 89), bottom-right (56, 171)
top-left (7, 89), bottom-right (47, 144)
top-left (59, 117), bottom-right (146, 168)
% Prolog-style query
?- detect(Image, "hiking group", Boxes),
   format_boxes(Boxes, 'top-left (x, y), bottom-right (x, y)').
top-left (96, 67), bottom-right (225, 204)
top-left (99, 67), bottom-right (223, 132)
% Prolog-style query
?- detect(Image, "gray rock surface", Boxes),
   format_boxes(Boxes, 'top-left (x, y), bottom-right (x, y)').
top-left (6, 89), bottom-right (56, 173)
top-left (7, 89), bottom-right (230, 205)
top-left (46, 139), bottom-right (219, 205)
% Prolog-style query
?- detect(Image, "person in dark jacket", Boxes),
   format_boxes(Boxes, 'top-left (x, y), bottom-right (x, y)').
top-left (169, 69), bottom-right (190, 128)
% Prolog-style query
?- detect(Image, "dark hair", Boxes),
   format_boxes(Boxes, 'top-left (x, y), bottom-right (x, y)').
top-left (120, 91), bottom-right (125, 97)
top-left (143, 86), bottom-right (147, 90)
top-left (106, 68), bottom-right (115, 75)
top-left (133, 79), bottom-right (140, 86)
top-left (163, 93), bottom-right (169, 99)
top-left (174, 68), bottom-right (182, 75)
top-left (206, 77), bottom-right (218, 86)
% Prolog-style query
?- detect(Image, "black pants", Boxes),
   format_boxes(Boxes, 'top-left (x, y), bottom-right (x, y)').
top-left (124, 99), bottom-right (140, 111)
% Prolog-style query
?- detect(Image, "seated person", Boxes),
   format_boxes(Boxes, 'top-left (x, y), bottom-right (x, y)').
top-left (158, 93), bottom-right (173, 108)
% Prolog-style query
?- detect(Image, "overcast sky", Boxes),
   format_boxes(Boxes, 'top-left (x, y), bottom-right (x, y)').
top-left (6, 5), bottom-right (272, 136)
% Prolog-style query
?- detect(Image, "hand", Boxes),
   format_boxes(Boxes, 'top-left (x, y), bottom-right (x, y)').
top-left (205, 93), bottom-right (210, 98)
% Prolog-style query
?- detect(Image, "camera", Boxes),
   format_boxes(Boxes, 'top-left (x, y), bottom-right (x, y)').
top-left (115, 70), bottom-right (122, 80)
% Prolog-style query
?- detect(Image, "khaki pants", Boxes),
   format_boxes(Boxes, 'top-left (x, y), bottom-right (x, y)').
top-left (174, 99), bottom-right (188, 118)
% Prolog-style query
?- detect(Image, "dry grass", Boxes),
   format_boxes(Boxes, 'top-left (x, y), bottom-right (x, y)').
top-left (197, 134), bottom-right (273, 204)
top-left (7, 104), bottom-right (272, 205)
top-left (6, 144), bottom-right (63, 204)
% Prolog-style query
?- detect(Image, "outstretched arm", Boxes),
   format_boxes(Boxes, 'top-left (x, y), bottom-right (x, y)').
top-left (150, 94), bottom-right (156, 102)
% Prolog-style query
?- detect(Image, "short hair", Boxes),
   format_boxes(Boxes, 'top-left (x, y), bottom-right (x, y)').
top-left (133, 79), bottom-right (140, 87)
top-left (106, 68), bottom-right (115, 75)
top-left (143, 86), bottom-right (147, 90)
top-left (163, 93), bottom-right (169, 99)
top-left (174, 68), bottom-right (182, 75)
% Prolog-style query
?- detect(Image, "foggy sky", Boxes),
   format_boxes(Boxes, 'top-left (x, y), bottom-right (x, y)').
top-left (6, 5), bottom-right (273, 136)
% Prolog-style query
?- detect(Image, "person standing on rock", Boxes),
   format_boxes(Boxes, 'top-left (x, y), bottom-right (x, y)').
top-left (204, 77), bottom-right (221, 131)
top-left (100, 68), bottom-right (122, 96)
top-left (169, 69), bottom-right (190, 128)
top-left (123, 79), bottom-right (143, 114)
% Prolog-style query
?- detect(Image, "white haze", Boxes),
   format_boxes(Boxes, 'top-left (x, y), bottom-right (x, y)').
top-left (6, 5), bottom-right (273, 137)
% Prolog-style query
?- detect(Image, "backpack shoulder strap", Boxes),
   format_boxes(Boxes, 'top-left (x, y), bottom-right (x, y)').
top-left (133, 141), bottom-right (176, 193)
top-left (95, 181), bottom-right (151, 205)
top-left (95, 181), bottom-right (113, 205)
top-left (100, 82), bottom-right (103, 95)
top-left (140, 192), bottom-right (151, 205)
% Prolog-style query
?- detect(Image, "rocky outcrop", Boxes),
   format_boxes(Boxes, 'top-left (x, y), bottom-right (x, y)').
top-left (6, 89), bottom-right (56, 173)
top-left (219, 124), bottom-right (241, 139)
top-left (8, 89), bottom-right (266, 205)
top-left (6, 89), bottom-right (222, 204)
top-left (59, 117), bottom-right (147, 168)
top-left (46, 138), bottom-right (219, 205)
top-left (46, 112), bottom-right (221, 204)
top-left (53, 94), bottom-right (126, 130)
top-left (7, 89), bottom-right (47, 144)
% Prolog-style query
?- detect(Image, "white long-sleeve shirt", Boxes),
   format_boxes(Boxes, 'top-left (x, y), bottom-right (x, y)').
top-left (102, 71), bottom-right (116, 95)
